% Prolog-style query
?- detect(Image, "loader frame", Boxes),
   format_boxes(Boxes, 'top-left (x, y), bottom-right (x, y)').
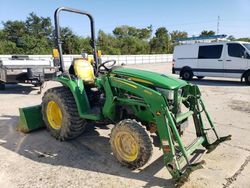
top-left (55, 74), bottom-right (231, 180)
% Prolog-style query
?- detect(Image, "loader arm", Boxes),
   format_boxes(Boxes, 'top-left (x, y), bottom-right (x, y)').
top-left (100, 75), bottom-right (231, 180)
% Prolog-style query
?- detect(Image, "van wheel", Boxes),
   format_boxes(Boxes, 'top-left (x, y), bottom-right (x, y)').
top-left (181, 70), bottom-right (193, 80)
top-left (0, 83), bottom-right (5, 90)
top-left (245, 72), bottom-right (250, 85)
top-left (197, 76), bottom-right (204, 80)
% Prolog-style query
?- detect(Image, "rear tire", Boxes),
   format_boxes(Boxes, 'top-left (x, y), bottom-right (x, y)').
top-left (181, 70), bottom-right (193, 80)
top-left (110, 119), bottom-right (153, 169)
top-left (42, 86), bottom-right (86, 140)
top-left (245, 72), bottom-right (250, 85)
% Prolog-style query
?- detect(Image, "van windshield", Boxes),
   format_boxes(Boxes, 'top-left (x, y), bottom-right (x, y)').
top-left (243, 43), bottom-right (250, 51)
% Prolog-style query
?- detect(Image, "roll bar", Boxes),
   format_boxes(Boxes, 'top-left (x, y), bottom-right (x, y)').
top-left (54, 7), bottom-right (98, 74)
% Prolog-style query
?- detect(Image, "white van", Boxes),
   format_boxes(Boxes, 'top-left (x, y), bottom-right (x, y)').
top-left (172, 41), bottom-right (250, 85)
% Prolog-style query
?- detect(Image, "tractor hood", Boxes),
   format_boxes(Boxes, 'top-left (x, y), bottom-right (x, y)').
top-left (112, 68), bottom-right (187, 90)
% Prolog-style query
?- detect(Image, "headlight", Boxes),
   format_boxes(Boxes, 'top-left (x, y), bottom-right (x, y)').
top-left (177, 88), bottom-right (182, 96)
top-left (157, 88), bottom-right (174, 100)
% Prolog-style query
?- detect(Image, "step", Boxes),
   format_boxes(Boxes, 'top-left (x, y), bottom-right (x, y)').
top-left (176, 111), bottom-right (194, 123)
top-left (186, 137), bottom-right (205, 156)
top-left (176, 136), bottom-right (205, 168)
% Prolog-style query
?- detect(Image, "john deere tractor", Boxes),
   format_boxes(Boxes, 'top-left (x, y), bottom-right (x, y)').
top-left (19, 7), bottom-right (231, 182)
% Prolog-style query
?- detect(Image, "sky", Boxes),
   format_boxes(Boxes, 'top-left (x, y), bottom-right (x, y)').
top-left (0, 0), bottom-right (250, 38)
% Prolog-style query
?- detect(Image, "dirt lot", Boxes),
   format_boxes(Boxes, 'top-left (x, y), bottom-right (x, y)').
top-left (0, 63), bottom-right (250, 188)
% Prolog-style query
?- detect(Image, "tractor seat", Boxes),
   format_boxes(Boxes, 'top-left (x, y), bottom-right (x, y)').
top-left (72, 58), bottom-right (95, 84)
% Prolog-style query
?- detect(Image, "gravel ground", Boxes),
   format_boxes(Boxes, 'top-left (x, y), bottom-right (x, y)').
top-left (0, 63), bottom-right (250, 188)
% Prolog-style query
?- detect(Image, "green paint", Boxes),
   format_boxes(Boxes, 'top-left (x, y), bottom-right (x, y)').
top-left (18, 105), bottom-right (44, 133)
top-left (112, 68), bottom-right (188, 89)
top-left (56, 76), bottom-right (91, 114)
top-left (18, 67), bottom-right (230, 181)
top-left (56, 76), bottom-right (102, 120)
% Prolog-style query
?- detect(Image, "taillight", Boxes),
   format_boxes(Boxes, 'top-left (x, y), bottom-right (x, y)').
top-left (172, 59), bottom-right (175, 67)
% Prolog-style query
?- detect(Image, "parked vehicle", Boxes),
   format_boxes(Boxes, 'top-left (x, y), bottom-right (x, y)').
top-left (172, 41), bottom-right (250, 85)
top-left (0, 55), bottom-right (58, 90)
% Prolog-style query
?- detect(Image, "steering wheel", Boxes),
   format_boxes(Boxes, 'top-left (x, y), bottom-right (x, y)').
top-left (98, 60), bottom-right (117, 72)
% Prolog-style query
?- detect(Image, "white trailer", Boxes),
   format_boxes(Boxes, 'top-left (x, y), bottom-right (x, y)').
top-left (0, 56), bottom-right (57, 90)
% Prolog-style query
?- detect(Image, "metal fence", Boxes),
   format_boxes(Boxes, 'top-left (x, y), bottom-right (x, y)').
top-left (0, 54), bottom-right (173, 68)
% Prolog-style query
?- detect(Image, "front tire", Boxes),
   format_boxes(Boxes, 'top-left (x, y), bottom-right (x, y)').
top-left (42, 86), bottom-right (86, 140)
top-left (181, 70), bottom-right (193, 80)
top-left (245, 72), bottom-right (250, 85)
top-left (110, 119), bottom-right (153, 169)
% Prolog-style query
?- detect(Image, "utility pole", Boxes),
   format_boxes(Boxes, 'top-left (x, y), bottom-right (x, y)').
top-left (216, 16), bottom-right (220, 42)
top-left (217, 16), bottom-right (220, 35)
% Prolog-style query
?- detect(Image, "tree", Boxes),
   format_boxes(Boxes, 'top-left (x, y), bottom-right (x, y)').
top-left (169, 30), bottom-right (188, 53)
top-left (136, 25), bottom-right (152, 40)
top-left (199, 30), bottom-right (216, 37)
top-left (3, 11), bottom-right (250, 55)
top-left (150, 27), bottom-right (171, 54)
top-left (113, 25), bottom-right (152, 40)
top-left (227, 35), bottom-right (236, 41)
top-left (170, 30), bottom-right (188, 42)
top-left (23, 13), bottom-right (53, 54)
top-left (0, 30), bottom-right (17, 54)
top-left (25, 12), bottom-right (53, 39)
top-left (237, 37), bottom-right (250, 42)
top-left (1, 13), bottom-right (53, 54)
top-left (2, 21), bottom-right (27, 43)
top-left (119, 37), bottom-right (149, 54)
top-left (78, 37), bottom-right (93, 54)
top-left (97, 30), bottom-right (120, 55)
top-left (60, 27), bottom-right (81, 54)
top-left (112, 25), bottom-right (152, 54)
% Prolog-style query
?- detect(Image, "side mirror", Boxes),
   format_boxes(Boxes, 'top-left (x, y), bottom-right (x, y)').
top-left (244, 51), bottom-right (250, 59)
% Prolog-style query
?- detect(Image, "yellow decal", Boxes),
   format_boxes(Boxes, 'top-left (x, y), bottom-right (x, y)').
top-left (143, 90), bottom-right (152, 95)
top-left (129, 77), bottom-right (153, 85)
top-left (116, 80), bottom-right (137, 89)
top-left (156, 111), bottom-right (161, 116)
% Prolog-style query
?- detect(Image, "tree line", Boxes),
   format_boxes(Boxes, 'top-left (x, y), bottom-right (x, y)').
top-left (0, 13), bottom-right (249, 55)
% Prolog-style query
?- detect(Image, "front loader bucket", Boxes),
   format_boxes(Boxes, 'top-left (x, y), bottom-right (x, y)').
top-left (17, 105), bottom-right (45, 133)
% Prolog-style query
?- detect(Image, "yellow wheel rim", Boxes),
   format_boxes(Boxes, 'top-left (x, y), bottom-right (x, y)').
top-left (46, 100), bottom-right (63, 130)
top-left (114, 131), bottom-right (139, 162)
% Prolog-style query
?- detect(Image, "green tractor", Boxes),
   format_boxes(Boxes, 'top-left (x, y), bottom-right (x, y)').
top-left (19, 7), bottom-right (231, 183)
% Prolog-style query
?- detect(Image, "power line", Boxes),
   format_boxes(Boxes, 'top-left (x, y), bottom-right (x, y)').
top-left (221, 18), bottom-right (250, 22)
